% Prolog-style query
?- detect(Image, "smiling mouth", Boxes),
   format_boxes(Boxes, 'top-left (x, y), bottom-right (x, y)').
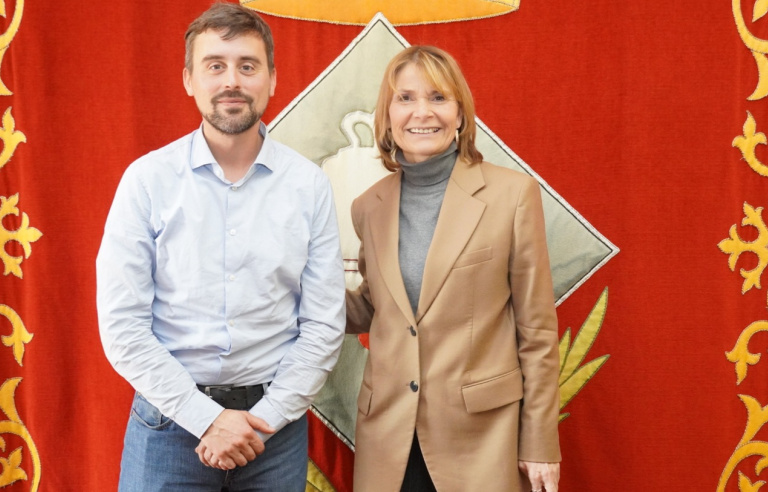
top-left (407, 128), bottom-right (440, 134)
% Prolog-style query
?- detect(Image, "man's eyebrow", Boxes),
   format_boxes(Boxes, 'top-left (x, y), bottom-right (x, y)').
top-left (200, 54), bottom-right (263, 64)
top-left (239, 56), bottom-right (263, 65)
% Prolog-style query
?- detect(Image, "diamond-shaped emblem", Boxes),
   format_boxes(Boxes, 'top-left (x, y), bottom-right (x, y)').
top-left (268, 14), bottom-right (618, 448)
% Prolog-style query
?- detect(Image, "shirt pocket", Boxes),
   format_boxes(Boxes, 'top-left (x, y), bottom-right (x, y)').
top-left (461, 368), bottom-right (523, 413)
top-left (452, 246), bottom-right (493, 269)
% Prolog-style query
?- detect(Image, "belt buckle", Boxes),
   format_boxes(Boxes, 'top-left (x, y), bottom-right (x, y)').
top-left (201, 384), bottom-right (233, 397)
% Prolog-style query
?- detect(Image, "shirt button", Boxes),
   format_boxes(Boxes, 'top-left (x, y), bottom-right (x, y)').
top-left (409, 381), bottom-right (419, 392)
top-left (228, 274), bottom-right (236, 281)
top-left (231, 185), bottom-right (238, 191)
top-left (408, 326), bottom-right (417, 336)
top-left (228, 320), bottom-right (235, 327)
top-left (229, 229), bottom-right (237, 236)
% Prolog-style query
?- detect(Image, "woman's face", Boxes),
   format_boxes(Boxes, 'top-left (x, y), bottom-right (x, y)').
top-left (388, 63), bottom-right (462, 164)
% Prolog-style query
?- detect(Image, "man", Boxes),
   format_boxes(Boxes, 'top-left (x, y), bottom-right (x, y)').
top-left (96, 3), bottom-right (345, 491)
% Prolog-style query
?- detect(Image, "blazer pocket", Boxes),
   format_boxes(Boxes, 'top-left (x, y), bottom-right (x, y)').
top-left (357, 380), bottom-right (373, 416)
top-left (461, 368), bottom-right (523, 414)
top-left (453, 246), bottom-right (493, 269)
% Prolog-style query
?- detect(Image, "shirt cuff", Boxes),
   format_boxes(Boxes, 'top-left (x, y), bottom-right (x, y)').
top-left (173, 389), bottom-right (225, 438)
top-left (250, 397), bottom-right (290, 443)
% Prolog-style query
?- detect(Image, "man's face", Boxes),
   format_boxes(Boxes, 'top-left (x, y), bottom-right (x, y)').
top-left (183, 30), bottom-right (276, 135)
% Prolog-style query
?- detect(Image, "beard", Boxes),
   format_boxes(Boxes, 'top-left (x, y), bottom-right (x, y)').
top-left (204, 90), bottom-right (262, 135)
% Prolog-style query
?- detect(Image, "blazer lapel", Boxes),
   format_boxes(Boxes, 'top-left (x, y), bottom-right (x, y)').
top-left (368, 171), bottom-right (419, 327)
top-left (416, 159), bottom-right (486, 322)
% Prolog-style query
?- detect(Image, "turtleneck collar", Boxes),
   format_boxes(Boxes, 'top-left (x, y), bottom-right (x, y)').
top-left (397, 142), bottom-right (458, 187)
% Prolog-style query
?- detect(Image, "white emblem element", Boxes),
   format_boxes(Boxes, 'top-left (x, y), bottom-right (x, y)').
top-left (321, 111), bottom-right (390, 289)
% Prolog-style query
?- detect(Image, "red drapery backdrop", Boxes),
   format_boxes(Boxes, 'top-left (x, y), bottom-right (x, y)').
top-left (1, 1), bottom-right (767, 490)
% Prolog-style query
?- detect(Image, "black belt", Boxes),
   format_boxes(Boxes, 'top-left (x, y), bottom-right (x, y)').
top-left (197, 383), bottom-right (268, 410)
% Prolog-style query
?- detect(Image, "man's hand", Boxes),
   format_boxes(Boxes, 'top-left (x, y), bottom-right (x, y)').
top-left (518, 460), bottom-right (560, 492)
top-left (195, 409), bottom-right (275, 470)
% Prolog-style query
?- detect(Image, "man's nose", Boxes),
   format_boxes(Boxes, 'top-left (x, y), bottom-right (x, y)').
top-left (224, 68), bottom-right (241, 89)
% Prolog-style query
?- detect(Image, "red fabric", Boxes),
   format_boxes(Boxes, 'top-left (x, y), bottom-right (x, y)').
top-left (1, 1), bottom-right (765, 490)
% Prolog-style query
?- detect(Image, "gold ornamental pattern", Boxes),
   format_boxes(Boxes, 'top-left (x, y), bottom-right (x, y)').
top-left (734, 112), bottom-right (768, 177)
top-left (718, 203), bottom-right (768, 305)
top-left (0, 0), bottom-right (41, 490)
top-left (0, 378), bottom-right (39, 489)
top-left (0, 194), bottom-right (42, 279)
top-left (720, 1), bottom-right (768, 488)
top-left (0, 305), bottom-right (32, 367)
top-left (242, 0), bottom-right (519, 26)
top-left (733, 0), bottom-right (768, 101)
top-left (0, 0), bottom-right (23, 95)
top-left (0, 107), bottom-right (25, 172)
top-left (558, 288), bottom-right (610, 422)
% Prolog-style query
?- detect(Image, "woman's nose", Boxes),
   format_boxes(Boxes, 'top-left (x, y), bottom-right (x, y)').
top-left (413, 98), bottom-right (431, 117)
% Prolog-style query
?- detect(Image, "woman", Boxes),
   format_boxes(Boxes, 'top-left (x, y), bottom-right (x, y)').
top-left (346, 45), bottom-right (561, 492)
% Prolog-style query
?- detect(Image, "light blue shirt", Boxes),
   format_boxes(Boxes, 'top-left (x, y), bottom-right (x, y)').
top-left (97, 123), bottom-right (345, 440)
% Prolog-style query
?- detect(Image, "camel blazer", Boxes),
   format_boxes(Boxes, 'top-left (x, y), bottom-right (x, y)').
top-left (346, 158), bottom-right (561, 492)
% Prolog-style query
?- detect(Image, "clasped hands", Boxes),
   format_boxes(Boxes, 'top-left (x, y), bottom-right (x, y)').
top-left (195, 409), bottom-right (275, 470)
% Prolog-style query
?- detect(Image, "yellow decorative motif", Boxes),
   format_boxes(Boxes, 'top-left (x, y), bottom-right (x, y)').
top-left (0, 447), bottom-right (26, 487)
top-left (756, 0), bottom-right (768, 21)
top-left (740, 471), bottom-right (766, 492)
top-left (305, 459), bottom-right (335, 492)
top-left (718, 395), bottom-right (768, 491)
top-left (734, 112), bottom-right (768, 177)
top-left (242, 0), bottom-right (519, 26)
top-left (726, 321), bottom-right (768, 384)
top-left (733, 0), bottom-right (768, 100)
top-left (0, 107), bottom-right (26, 171)
top-left (0, 0), bottom-right (24, 95)
top-left (0, 194), bottom-right (42, 278)
top-left (718, 203), bottom-right (768, 302)
top-left (0, 378), bottom-right (40, 491)
top-left (0, 305), bottom-right (31, 366)
top-left (721, 322), bottom-right (768, 489)
top-left (0, 0), bottom-right (35, 489)
top-left (558, 287), bottom-right (610, 422)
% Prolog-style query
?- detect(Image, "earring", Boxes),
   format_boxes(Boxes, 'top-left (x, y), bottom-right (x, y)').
top-left (455, 129), bottom-right (459, 143)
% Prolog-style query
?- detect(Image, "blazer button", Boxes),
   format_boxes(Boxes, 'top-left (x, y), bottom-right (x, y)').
top-left (408, 326), bottom-right (417, 336)
top-left (409, 381), bottom-right (419, 392)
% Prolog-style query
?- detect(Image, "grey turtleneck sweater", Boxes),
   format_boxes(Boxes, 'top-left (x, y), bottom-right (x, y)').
top-left (397, 142), bottom-right (458, 314)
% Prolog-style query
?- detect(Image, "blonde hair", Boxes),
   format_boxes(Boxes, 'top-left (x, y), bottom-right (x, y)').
top-left (374, 45), bottom-right (483, 172)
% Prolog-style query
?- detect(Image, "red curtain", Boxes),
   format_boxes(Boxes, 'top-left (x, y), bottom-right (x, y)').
top-left (1, 1), bottom-right (765, 490)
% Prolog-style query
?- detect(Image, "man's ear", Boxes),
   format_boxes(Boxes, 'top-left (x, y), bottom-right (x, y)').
top-left (269, 68), bottom-right (277, 97)
top-left (183, 67), bottom-right (194, 96)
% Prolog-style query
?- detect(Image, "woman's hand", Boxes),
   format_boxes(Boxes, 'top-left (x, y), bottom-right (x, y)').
top-left (518, 460), bottom-right (560, 492)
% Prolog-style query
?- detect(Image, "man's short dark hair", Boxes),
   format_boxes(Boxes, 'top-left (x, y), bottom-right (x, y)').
top-left (185, 2), bottom-right (275, 72)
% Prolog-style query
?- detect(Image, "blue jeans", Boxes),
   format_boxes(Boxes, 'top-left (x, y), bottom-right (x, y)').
top-left (118, 393), bottom-right (308, 492)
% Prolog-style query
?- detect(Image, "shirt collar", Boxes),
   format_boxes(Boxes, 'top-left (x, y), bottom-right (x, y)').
top-left (254, 123), bottom-right (275, 172)
top-left (189, 122), bottom-right (275, 173)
